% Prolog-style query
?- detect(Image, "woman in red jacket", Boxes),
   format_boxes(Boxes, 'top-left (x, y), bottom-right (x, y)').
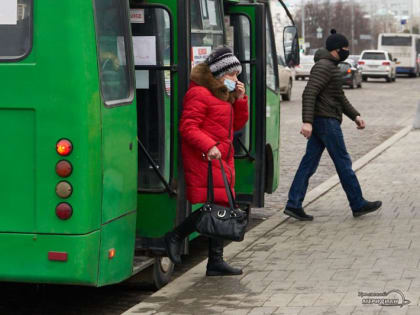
top-left (165, 47), bottom-right (249, 276)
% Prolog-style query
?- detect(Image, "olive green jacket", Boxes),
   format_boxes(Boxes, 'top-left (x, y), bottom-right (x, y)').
top-left (302, 48), bottom-right (360, 124)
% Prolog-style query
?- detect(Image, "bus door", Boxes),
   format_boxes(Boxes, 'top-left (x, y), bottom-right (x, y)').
top-left (226, 3), bottom-right (281, 207)
top-left (129, 2), bottom-right (181, 241)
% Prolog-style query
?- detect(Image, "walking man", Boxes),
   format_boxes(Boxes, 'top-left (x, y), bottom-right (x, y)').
top-left (284, 29), bottom-right (382, 221)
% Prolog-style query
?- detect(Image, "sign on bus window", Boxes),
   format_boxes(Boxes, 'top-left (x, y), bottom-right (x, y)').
top-left (0, 0), bottom-right (17, 25)
top-left (0, 0), bottom-right (32, 61)
top-left (192, 46), bottom-right (212, 67)
top-left (133, 36), bottom-right (157, 65)
top-left (130, 9), bottom-right (145, 23)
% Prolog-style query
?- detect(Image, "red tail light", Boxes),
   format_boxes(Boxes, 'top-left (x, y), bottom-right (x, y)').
top-left (56, 139), bottom-right (73, 156)
top-left (56, 160), bottom-right (73, 177)
top-left (347, 68), bottom-right (352, 74)
top-left (56, 203), bottom-right (73, 220)
top-left (358, 61), bottom-right (365, 65)
top-left (382, 61), bottom-right (391, 66)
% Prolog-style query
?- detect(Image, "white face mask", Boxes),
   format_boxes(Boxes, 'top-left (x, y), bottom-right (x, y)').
top-left (224, 79), bottom-right (236, 92)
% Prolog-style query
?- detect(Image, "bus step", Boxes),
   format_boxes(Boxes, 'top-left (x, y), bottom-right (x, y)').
top-left (132, 255), bottom-right (155, 274)
top-left (135, 236), bottom-right (166, 255)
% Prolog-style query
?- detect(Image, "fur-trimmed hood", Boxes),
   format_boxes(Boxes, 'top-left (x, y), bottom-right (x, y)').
top-left (190, 63), bottom-right (236, 104)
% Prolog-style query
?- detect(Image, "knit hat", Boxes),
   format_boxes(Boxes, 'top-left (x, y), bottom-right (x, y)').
top-left (326, 29), bottom-right (349, 51)
top-left (205, 46), bottom-right (242, 78)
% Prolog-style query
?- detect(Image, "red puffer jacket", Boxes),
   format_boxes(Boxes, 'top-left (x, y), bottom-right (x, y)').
top-left (180, 63), bottom-right (249, 205)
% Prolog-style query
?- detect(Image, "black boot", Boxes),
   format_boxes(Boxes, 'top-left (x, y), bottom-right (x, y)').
top-left (284, 206), bottom-right (314, 221)
top-left (206, 238), bottom-right (243, 276)
top-left (353, 200), bottom-right (382, 217)
top-left (164, 210), bottom-right (201, 264)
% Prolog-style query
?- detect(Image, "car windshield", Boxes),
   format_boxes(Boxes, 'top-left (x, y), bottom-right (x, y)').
top-left (362, 52), bottom-right (386, 60)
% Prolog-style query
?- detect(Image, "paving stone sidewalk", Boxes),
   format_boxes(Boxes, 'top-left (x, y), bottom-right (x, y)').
top-left (125, 130), bottom-right (420, 315)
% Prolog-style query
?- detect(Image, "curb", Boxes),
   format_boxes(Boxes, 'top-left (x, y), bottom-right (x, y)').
top-left (122, 125), bottom-right (412, 314)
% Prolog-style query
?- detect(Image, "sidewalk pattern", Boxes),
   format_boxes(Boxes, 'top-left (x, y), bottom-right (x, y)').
top-left (125, 130), bottom-right (420, 315)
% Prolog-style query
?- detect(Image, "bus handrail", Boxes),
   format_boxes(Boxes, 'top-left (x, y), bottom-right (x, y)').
top-left (137, 138), bottom-right (177, 197)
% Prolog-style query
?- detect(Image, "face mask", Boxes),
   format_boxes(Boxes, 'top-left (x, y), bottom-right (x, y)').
top-left (224, 79), bottom-right (236, 92)
top-left (338, 49), bottom-right (350, 62)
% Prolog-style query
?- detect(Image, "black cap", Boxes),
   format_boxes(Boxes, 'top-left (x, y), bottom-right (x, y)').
top-left (326, 29), bottom-right (349, 51)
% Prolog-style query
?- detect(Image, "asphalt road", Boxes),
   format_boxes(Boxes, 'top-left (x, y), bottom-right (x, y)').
top-left (1, 76), bottom-right (419, 315)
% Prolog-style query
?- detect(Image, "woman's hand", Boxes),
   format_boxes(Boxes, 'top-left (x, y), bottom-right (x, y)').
top-left (235, 81), bottom-right (245, 99)
top-left (207, 146), bottom-right (221, 161)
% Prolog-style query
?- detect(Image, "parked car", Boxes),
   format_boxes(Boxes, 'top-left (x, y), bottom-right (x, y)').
top-left (295, 55), bottom-right (314, 80)
top-left (358, 50), bottom-right (397, 82)
top-left (277, 55), bottom-right (293, 101)
top-left (339, 59), bottom-right (362, 89)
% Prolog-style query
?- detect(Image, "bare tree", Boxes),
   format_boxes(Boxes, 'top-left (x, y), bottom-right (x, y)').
top-left (295, 1), bottom-right (374, 54)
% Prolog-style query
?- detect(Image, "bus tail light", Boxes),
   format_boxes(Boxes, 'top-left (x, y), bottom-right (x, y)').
top-left (56, 160), bottom-right (73, 177)
top-left (56, 139), bottom-right (73, 156)
top-left (56, 203), bottom-right (73, 220)
top-left (56, 181), bottom-right (73, 198)
top-left (382, 61), bottom-right (391, 66)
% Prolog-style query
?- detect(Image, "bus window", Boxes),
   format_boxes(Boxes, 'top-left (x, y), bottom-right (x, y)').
top-left (0, 0), bottom-right (33, 61)
top-left (230, 15), bottom-right (252, 156)
top-left (266, 16), bottom-right (278, 91)
top-left (382, 36), bottom-right (412, 46)
top-left (132, 7), bottom-right (172, 191)
top-left (94, 0), bottom-right (133, 106)
top-left (191, 0), bottom-right (224, 50)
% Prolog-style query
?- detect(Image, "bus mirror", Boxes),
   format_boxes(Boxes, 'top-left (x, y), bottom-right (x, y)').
top-left (283, 26), bottom-right (300, 68)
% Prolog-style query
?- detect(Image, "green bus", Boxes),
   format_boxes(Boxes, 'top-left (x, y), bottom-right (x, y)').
top-left (0, 0), bottom-right (298, 288)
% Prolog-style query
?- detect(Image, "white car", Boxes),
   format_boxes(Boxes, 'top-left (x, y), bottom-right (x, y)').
top-left (358, 50), bottom-right (397, 82)
top-left (277, 55), bottom-right (293, 101)
top-left (295, 55), bottom-right (314, 80)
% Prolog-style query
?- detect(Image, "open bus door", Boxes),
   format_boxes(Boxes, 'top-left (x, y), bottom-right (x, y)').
top-left (225, 3), bottom-right (279, 207)
top-left (128, 0), bottom-right (189, 288)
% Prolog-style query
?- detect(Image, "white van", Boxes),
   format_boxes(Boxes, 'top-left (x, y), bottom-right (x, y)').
top-left (378, 33), bottom-right (420, 77)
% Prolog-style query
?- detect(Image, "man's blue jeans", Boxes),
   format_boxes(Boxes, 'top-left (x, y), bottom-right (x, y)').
top-left (286, 117), bottom-right (366, 212)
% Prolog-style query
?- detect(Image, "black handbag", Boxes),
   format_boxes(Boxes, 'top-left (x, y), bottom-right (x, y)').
top-left (195, 160), bottom-right (248, 242)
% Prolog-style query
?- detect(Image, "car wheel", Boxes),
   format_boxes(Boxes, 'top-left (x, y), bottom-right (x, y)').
top-left (386, 75), bottom-right (391, 82)
top-left (282, 80), bottom-right (292, 101)
top-left (362, 76), bottom-right (367, 82)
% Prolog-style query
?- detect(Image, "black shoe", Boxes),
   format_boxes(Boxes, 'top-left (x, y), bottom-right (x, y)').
top-left (353, 200), bottom-right (382, 218)
top-left (164, 232), bottom-right (182, 264)
top-left (206, 260), bottom-right (243, 276)
top-left (284, 207), bottom-right (314, 221)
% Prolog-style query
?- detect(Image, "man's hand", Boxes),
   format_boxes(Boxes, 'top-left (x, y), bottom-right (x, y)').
top-left (300, 123), bottom-right (313, 139)
top-left (207, 146), bottom-right (221, 161)
top-left (355, 116), bottom-right (366, 129)
top-left (235, 81), bottom-right (246, 99)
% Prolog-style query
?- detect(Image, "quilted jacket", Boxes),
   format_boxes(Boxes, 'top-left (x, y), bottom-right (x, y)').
top-left (180, 63), bottom-right (249, 205)
top-left (302, 48), bottom-right (360, 124)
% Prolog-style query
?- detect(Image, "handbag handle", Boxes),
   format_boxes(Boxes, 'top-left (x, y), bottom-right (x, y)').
top-left (207, 161), bottom-right (215, 203)
top-left (205, 160), bottom-right (235, 209)
top-left (218, 160), bottom-right (236, 209)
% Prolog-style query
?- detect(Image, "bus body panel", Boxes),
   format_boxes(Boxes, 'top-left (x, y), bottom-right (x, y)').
top-left (0, 1), bottom-right (103, 235)
top-left (0, 231), bottom-right (100, 285)
top-left (97, 211), bottom-right (137, 286)
top-left (101, 104), bottom-right (138, 224)
top-left (265, 88), bottom-right (280, 192)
